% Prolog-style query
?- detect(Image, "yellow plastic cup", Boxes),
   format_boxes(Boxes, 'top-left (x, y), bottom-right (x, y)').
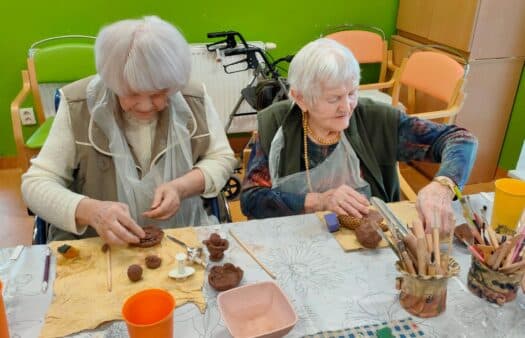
top-left (491, 178), bottom-right (525, 233)
top-left (0, 281), bottom-right (10, 338)
top-left (122, 289), bottom-right (175, 338)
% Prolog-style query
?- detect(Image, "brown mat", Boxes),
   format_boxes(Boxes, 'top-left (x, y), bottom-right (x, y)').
top-left (41, 227), bottom-right (205, 338)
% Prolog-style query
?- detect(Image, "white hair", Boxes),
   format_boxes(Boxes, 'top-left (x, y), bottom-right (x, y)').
top-left (95, 16), bottom-right (191, 96)
top-left (288, 38), bottom-right (360, 106)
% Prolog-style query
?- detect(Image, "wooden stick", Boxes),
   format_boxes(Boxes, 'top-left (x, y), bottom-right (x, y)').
top-left (499, 259), bottom-right (525, 274)
top-left (229, 229), bottom-right (276, 279)
top-left (432, 228), bottom-right (441, 271)
top-left (442, 228), bottom-right (454, 274)
top-left (106, 246), bottom-right (112, 292)
top-left (486, 225), bottom-right (499, 249)
top-left (491, 241), bottom-right (512, 270)
top-left (425, 233), bottom-right (433, 253)
top-left (502, 235), bottom-right (522, 268)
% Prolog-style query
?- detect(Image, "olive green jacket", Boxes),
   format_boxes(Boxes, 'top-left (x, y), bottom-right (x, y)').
top-left (257, 98), bottom-right (401, 202)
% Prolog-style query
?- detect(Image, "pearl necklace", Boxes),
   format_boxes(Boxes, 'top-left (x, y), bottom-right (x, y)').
top-left (302, 111), bottom-right (314, 193)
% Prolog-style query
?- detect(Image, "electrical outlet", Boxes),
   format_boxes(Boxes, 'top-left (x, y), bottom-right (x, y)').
top-left (19, 107), bottom-right (37, 126)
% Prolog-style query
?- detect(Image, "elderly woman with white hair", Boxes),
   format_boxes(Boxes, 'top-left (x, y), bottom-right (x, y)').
top-left (240, 38), bottom-right (477, 233)
top-left (22, 16), bottom-right (237, 244)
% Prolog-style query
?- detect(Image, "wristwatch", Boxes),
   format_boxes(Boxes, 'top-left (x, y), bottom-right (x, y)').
top-left (432, 176), bottom-right (457, 199)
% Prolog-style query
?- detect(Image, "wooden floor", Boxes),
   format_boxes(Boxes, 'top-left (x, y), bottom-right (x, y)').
top-left (0, 165), bottom-right (494, 248)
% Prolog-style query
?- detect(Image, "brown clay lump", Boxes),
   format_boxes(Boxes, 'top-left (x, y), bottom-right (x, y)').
top-left (127, 264), bottom-right (143, 282)
top-left (203, 233), bottom-right (229, 261)
top-left (355, 220), bottom-right (382, 248)
top-left (101, 243), bottom-right (110, 253)
top-left (208, 263), bottom-right (243, 291)
top-left (130, 225), bottom-right (164, 248)
top-left (145, 255), bottom-right (162, 269)
top-left (354, 210), bottom-right (384, 249)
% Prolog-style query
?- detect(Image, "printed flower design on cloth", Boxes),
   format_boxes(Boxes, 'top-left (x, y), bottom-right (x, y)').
top-left (267, 241), bottom-right (344, 296)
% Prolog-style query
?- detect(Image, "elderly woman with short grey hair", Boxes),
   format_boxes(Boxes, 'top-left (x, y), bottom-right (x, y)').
top-left (22, 16), bottom-right (237, 244)
top-left (240, 38), bottom-right (477, 233)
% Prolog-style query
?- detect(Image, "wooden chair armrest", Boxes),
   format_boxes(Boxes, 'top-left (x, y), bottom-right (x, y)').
top-left (10, 70), bottom-right (32, 171)
top-left (11, 70), bottom-right (31, 115)
top-left (397, 164), bottom-right (417, 202)
top-left (359, 78), bottom-right (395, 91)
top-left (411, 107), bottom-right (460, 121)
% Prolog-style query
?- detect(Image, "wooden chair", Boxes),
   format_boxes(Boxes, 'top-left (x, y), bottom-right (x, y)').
top-left (392, 46), bottom-right (467, 200)
top-left (11, 35), bottom-right (96, 171)
top-left (391, 47), bottom-right (466, 124)
top-left (324, 26), bottom-right (418, 201)
top-left (324, 25), bottom-right (399, 107)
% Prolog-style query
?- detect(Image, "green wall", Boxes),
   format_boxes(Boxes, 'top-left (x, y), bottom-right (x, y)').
top-left (2, 0), bottom-right (523, 169)
top-left (500, 66), bottom-right (525, 170)
top-left (1, 0), bottom-right (399, 157)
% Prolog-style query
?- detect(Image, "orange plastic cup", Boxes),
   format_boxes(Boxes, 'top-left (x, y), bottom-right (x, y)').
top-left (0, 281), bottom-right (10, 338)
top-left (122, 289), bottom-right (175, 338)
top-left (491, 178), bottom-right (525, 233)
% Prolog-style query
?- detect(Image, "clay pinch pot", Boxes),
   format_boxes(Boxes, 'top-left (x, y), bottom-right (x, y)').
top-left (203, 233), bottom-right (229, 261)
top-left (467, 257), bottom-right (524, 305)
top-left (130, 225), bottom-right (164, 248)
top-left (208, 263), bottom-right (243, 292)
top-left (395, 256), bottom-right (460, 318)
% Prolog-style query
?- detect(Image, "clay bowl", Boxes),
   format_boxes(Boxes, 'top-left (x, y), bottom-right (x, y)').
top-left (218, 281), bottom-right (297, 338)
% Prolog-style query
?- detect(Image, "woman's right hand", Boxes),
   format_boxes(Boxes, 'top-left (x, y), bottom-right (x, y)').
top-left (320, 184), bottom-right (369, 217)
top-left (76, 198), bottom-right (145, 245)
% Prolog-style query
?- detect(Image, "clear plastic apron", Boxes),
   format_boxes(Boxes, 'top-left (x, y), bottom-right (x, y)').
top-left (269, 127), bottom-right (371, 197)
top-left (86, 76), bottom-right (210, 227)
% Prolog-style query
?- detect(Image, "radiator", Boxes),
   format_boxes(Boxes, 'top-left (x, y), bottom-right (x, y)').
top-left (189, 43), bottom-right (266, 134)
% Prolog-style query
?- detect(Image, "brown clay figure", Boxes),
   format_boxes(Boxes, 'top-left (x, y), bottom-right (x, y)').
top-left (203, 233), bottom-right (229, 261)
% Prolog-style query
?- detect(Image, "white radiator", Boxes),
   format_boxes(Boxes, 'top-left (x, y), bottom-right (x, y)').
top-left (189, 43), bottom-right (267, 134)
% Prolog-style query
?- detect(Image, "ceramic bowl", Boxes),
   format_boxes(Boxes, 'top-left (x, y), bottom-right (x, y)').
top-left (218, 281), bottom-right (297, 338)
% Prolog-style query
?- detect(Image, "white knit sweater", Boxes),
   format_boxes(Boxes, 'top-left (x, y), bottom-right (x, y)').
top-left (21, 88), bottom-right (236, 234)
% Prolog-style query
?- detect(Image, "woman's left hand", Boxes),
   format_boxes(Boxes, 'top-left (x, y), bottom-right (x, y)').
top-left (416, 181), bottom-right (455, 234)
top-left (142, 181), bottom-right (182, 220)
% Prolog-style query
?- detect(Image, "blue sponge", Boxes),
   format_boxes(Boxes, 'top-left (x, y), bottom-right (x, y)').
top-left (324, 213), bottom-right (340, 233)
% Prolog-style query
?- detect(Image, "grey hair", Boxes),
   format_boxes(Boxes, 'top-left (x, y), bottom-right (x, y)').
top-left (288, 38), bottom-right (360, 106)
top-left (95, 16), bottom-right (191, 96)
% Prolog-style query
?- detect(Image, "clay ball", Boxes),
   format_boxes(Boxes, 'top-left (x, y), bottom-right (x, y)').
top-left (101, 243), bottom-right (110, 253)
top-left (145, 255), bottom-right (162, 269)
top-left (127, 264), bottom-right (143, 282)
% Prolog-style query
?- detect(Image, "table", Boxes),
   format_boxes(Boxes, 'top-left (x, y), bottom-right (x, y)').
top-left (3, 194), bottom-right (525, 338)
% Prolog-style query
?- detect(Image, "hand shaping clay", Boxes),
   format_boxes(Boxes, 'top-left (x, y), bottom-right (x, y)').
top-left (130, 225), bottom-right (164, 248)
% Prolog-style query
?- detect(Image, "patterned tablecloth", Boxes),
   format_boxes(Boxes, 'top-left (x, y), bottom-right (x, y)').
top-left (2, 193), bottom-right (525, 338)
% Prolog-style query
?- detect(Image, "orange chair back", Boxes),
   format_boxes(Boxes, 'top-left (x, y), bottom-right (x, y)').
top-left (399, 51), bottom-right (464, 103)
top-left (325, 30), bottom-right (385, 64)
